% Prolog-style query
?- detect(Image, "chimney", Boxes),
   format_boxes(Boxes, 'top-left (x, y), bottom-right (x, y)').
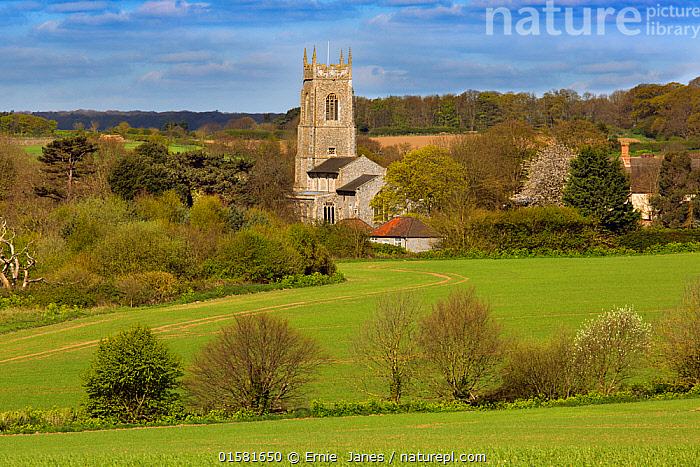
top-left (621, 141), bottom-right (630, 168)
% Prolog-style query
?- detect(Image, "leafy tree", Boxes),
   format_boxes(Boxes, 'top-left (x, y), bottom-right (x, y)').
top-left (449, 122), bottom-right (540, 210)
top-left (572, 307), bottom-right (652, 395)
top-left (551, 119), bottom-right (610, 151)
top-left (186, 314), bottom-right (323, 414)
top-left (562, 146), bottom-right (639, 232)
top-left (244, 137), bottom-right (294, 216)
top-left (658, 277), bottom-right (700, 386)
top-left (284, 224), bottom-right (336, 276)
top-left (650, 152), bottom-right (700, 228)
top-left (108, 142), bottom-right (178, 201)
top-left (35, 136), bottom-right (98, 201)
top-left (82, 324), bottom-right (184, 422)
top-left (351, 292), bottom-right (421, 402)
top-left (419, 288), bottom-right (504, 402)
top-left (371, 145), bottom-right (464, 221)
top-left (516, 143), bottom-right (577, 206)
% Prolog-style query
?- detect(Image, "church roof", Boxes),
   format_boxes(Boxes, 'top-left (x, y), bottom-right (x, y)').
top-left (336, 174), bottom-right (379, 195)
top-left (371, 217), bottom-right (439, 239)
top-left (307, 157), bottom-right (357, 175)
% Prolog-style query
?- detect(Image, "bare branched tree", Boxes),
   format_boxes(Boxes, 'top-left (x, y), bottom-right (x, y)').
top-left (351, 292), bottom-right (422, 402)
top-left (186, 314), bottom-right (324, 414)
top-left (515, 143), bottom-right (577, 207)
top-left (419, 288), bottom-right (504, 402)
top-left (0, 218), bottom-right (42, 290)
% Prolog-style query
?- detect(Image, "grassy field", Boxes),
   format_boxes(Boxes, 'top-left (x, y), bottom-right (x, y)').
top-left (1, 398), bottom-right (699, 465)
top-left (2, 254), bottom-right (700, 465)
top-left (1, 254), bottom-right (698, 410)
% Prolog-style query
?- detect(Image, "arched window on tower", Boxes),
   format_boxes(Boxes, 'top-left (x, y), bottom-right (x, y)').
top-left (325, 93), bottom-right (338, 121)
top-left (304, 93), bottom-right (310, 122)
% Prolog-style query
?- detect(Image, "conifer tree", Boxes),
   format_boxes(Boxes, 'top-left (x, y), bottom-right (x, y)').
top-left (35, 136), bottom-right (97, 201)
top-left (650, 151), bottom-right (700, 228)
top-left (562, 146), bottom-right (639, 232)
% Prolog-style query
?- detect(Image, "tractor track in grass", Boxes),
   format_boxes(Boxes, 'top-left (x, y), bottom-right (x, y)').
top-left (0, 268), bottom-right (469, 365)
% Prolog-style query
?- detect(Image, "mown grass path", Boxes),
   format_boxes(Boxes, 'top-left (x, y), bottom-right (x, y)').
top-left (1, 255), bottom-right (698, 409)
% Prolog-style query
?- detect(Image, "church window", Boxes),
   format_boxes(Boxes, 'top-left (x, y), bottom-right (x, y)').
top-left (304, 93), bottom-right (310, 121)
top-left (326, 93), bottom-right (338, 121)
top-left (328, 147), bottom-right (336, 155)
top-left (323, 204), bottom-right (336, 224)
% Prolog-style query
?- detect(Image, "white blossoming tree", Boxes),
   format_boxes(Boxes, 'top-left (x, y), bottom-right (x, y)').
top-left (573, 307), bottom-right (652, 395)
top-left (515, 143), bottom-right (577, 207)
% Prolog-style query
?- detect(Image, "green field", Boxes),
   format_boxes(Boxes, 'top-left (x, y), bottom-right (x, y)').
top-left (2, 254), bottom-right (700, 464)
top-left (1, 398), bottom-right (700, 465)
top-left (2, 254), bottom-right (699, 410)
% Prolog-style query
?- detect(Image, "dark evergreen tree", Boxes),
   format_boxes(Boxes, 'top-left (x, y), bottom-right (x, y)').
top-left (650, 151), bottom-right (700, 228)
top-left (108, 142), bottom-right (175, 201)
top-left (35, 136), bottom-right (97, 201)
top-left (562, 146), bottom-right (639, 232)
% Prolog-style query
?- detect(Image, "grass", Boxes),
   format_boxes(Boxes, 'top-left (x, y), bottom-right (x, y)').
top-left (2, 254), bottom-right (700, 465)
top-left (1, 398), bottom-right (699, 465)
top-left (20, 145), bottom-right (43, 158)
top-left (1, 254), bottom-right (697, 410)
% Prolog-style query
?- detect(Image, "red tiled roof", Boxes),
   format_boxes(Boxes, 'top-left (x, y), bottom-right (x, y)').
top-left (370, 217), bottom-right (439, 238)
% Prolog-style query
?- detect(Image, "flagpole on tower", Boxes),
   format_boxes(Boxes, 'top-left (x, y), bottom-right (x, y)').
top-left (327, 41), bottom-right (330, 66)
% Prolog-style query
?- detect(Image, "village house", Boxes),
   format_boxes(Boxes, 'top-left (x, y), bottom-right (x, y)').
top-left (370, 217), bottom-right (441, 253)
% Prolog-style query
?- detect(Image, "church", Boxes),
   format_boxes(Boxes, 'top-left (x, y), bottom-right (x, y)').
top-left (293, 47), bottom-right (386, 226)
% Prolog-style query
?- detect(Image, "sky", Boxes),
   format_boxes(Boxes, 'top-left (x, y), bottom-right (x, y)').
top-left (1, 0), bottom-right (700, 113)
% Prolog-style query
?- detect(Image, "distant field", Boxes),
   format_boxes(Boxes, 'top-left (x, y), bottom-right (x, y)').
top-left (372, 134), bottom-right (470, 149)
top-left (1, 254), bottom-right (698, 411)
top-left (1, 398), bottom-right (699, 466)
top-left (20, 145), bottom-right (43, 158)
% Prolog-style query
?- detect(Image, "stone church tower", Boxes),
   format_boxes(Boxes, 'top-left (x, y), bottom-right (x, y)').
top-left (294, 47), bottom-right (385, 227)
top-left (295, 46), bottom-right (357, 191)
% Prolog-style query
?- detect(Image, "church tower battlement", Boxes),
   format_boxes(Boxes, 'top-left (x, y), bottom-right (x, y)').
top-left (295, 46), bottom-right (357, 190)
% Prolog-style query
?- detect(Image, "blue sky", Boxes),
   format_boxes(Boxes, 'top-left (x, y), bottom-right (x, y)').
top-left (1, 0), bottom-right (699, 112)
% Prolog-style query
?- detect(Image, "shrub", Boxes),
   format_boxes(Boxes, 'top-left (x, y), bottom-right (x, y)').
top-left (573, 307), bottom-right (652, 395)
top-left (116, 271), bottom-right (182, 306)
top-left (82, 324), bottom-right (183, 422)
top-left (134, 190), bottom-right (186, 225)
top-left (91, 221), bottom-right (190, 277)
top-left (501, 333), bottom-right (581, 400)
top-left (284, 224), bottom-right (336, 275)
top-left (186, 314), bottom-right (324, 414)
top-left (658, 278), bottom-right (700, 386)
top-left (440, 207), bottom-right (604, 253)
top-left (206, 230), bottom-right (300, 282)
top-left (419, 288), bottom-right (504, 402)
top-left (56, 195), bottom-right (134, 253)
top-left (316, 222), bottom-right (372, 258)
top-left (189, 195), bottom-right (229, 232)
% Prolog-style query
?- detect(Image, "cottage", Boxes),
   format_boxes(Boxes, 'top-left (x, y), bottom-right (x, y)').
top-left (370, 217), bottom-right (441, 253)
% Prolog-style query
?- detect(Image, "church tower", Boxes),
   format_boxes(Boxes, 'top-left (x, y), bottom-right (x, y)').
top-left (295, 46), bottom-right (357, 190)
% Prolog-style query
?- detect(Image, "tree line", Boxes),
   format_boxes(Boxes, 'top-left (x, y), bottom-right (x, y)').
top-left (354, 77), bottom-right (700, 138)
